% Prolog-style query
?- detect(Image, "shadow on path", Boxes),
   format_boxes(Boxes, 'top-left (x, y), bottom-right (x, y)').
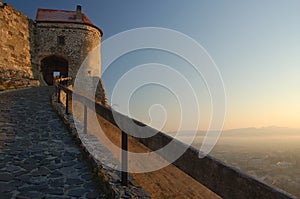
top-left (0, 87), bottom-right (105, 198)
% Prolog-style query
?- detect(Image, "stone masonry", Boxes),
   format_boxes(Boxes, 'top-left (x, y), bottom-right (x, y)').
top-left (0, 2), bottom-right (39, 90)
top-left (0, 2), bottom-right (107, 105)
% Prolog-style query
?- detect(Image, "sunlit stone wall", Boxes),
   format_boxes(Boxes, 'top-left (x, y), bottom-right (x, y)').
top-left (0, 2), bottom-right (39, 90)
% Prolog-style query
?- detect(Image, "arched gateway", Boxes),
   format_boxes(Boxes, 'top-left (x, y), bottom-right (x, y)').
top-left (41, 56), bottom-right (68, 85)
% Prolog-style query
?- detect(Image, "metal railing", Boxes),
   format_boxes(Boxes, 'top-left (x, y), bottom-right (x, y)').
top-left (54, 77), bottom-right (296, 199)
top-left (55, 77), bottom-right (129, 186)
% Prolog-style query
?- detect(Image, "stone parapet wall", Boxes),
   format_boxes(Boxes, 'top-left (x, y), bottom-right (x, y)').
top-left (136, 132), bottom-right (297, 199)
top-left (0, 3), bottom-right (39, 90)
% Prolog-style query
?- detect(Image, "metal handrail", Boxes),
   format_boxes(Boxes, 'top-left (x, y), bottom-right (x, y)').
top-left (55, 77), bottom-right (129, 186)
top-left (54, 77), bottom-right (296, 199)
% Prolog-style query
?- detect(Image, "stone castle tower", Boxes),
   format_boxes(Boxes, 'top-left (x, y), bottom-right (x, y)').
top-left (0, 2), bottom-right (107, 104)
top-left (34, 5), bottom-right (103, 85)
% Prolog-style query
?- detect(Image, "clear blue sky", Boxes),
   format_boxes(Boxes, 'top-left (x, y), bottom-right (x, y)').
top-left (6, 0), bottom-right (300, 131)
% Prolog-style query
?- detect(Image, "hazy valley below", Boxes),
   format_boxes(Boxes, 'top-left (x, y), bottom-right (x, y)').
top-left (168, 127), bottom-right (300, 198)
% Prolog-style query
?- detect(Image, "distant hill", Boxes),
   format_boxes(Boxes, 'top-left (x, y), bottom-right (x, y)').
top-left (167, 126), bottom-right (300, 151)
top-left (168, 126), bottom-right (300, 137)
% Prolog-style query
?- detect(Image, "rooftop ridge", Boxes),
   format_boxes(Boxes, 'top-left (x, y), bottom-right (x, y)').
top-left (36, 7), bottom-right (93, 26)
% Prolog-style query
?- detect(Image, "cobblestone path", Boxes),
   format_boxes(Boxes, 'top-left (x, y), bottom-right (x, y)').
top-left (0, 87), bottom-right (105, 199)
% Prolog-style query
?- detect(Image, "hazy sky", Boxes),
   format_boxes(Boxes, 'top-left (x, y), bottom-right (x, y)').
top-left (6, 1), bottom-right (300, 131)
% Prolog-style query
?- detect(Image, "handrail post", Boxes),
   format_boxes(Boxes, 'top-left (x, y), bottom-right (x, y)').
top-left (121, 130), bottom-right (128, 186)
top-left (55, 83), bottom-right (58, 96)
top-left (84, 104), bottom-right (87, 133)
top-left (65, 92), bottom-right (69, 114)
top-left (57, 87), bottom-right (61, 103)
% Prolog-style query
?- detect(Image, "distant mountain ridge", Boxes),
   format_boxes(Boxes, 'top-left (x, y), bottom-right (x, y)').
top-left (168, 126), bottom-right (300, 137)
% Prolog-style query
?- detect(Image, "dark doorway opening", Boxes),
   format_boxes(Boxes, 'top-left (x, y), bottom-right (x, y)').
top-left (41, 56), bottom-right (68, 85)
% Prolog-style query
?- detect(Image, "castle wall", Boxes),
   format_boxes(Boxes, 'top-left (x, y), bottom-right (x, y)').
top-left (0, 3), bottom-right (39, 90)
top-left (35, 22), bottom-right (102, 80)
top-left (0, 2), bottom-right (106, 100)
top-left (35, 22), bottom-right (107, 104)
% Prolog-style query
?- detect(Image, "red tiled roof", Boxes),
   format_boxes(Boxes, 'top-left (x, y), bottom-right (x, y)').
top-left (36, 8), bottom-right (93, 25)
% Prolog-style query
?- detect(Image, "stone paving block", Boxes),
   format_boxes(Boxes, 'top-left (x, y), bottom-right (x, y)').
top-left (0, 87), bottom-right (105, 198)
